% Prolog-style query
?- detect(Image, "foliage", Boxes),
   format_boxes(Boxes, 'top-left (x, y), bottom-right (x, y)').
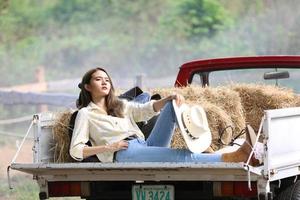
top-left (0, 0), bottom-right (234, 86)
top-left (174, 0), bottom-right (233, 40)
top-left (0, 0), bottom-right (9, 15)
top-left (0, 175), bottom-right (80, 199)
top-left (0, 176), bottom-right (38, 200)
top-left (0, 0), bottom-right (300, 87)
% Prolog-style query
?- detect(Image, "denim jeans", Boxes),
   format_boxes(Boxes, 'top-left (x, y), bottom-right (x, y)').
top-left (133, 92), bottom-right (151, 104)
top-left (115, 101), bottom-right (222, 162)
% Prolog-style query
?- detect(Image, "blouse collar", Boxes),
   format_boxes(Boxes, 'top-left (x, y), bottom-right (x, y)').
top-left (88, 102), bottom-right (108, 115)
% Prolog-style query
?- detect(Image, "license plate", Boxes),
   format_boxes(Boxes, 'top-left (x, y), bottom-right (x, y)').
top-left (132, 185), bottom-right (174, 200)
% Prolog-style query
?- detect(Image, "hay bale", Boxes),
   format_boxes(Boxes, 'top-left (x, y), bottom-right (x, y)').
top-left (232, 84), bottom-right (298, 131)
top-left (170, 129), bottom-right (187, 149)
top-left (201, 102), bottom-right (235, 152)
top-left (172, 101), bottom-right (236, 152)
top-left (295, 95), bottom-right (300, 106)
top-left (151, 85), bottom-right (245, 152)
top-left (198, 87), bottom-right (245, 140)
top-left (52, 111), bottom-right (74, 163)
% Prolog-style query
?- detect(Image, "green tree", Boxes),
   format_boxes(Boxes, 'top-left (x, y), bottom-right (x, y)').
top-left (161, 0), bottom-right (233, 42)
top-left (0, 0), bottom-right (9, 14)
top-left (181, 0), bottom-right (232, 39)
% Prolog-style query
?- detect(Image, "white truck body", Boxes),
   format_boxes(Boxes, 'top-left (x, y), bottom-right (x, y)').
top-left (8, 106), bottom-right (300, 200)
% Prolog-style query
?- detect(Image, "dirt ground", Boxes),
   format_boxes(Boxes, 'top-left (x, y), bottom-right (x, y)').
top-left (0, 140), bottom-right (33, 178)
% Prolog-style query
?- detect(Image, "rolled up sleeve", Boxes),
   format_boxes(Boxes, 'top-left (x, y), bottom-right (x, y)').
top-left (69, 109), bottom-right (89, 161)
top-left (125, 100), bottom-right (159, 122)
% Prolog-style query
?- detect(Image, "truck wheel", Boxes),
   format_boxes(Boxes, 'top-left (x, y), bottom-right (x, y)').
top-left (275, 180), bottom-right (300, 200)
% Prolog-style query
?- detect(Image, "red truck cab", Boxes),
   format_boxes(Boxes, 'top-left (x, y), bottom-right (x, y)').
top-left (175, 55), bottom-right (300, 89)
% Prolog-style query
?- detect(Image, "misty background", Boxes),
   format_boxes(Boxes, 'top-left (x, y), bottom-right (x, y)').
top-left (2, 0), bottom-right (300, 86)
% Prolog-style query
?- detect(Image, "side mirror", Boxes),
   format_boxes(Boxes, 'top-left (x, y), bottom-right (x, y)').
top-left (264, 71), bottom-right (289, 80)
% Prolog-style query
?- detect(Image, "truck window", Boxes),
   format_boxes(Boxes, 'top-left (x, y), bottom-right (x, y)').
top-left (198, 68), bottom-right (300, 93)
top-left (191, 73), bottom-right (202, 85)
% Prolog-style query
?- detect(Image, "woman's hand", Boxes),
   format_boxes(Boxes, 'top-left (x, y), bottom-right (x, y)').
top-left (167, 93), bottom-right (185, 106)
top-left (82, 140), bottom-right (128, 158)
top-left (153, 93), bottom-right (185, 112)
top-left (107, 140), bottom-right (129, 152)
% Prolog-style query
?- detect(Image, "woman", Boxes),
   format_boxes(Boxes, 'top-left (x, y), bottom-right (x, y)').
top-left (70, 67), bottom-right (259, 164)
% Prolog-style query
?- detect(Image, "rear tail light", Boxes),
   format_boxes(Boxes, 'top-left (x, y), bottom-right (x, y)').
top-left (214, 181), bottom-right (257, 198)
top-left (48, 181), bottom-right (89, 197)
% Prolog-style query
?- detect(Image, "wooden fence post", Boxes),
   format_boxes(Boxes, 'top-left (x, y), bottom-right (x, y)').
top-left (35, 66), bottom-right (48, 112)
top-left (135, 74), bottom-right (145, 89)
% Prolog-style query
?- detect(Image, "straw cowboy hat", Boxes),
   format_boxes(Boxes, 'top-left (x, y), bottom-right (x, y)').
top-left (172, 100), bottom-right (212, 153)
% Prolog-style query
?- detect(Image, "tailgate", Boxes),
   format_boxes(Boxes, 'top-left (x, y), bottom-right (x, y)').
top-left (263, 107), bottom-right (300, 181)
top-left (10, 162), bottom-right (262, 182)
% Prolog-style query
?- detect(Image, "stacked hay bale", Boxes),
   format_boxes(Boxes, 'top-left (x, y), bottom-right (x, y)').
top-left (151, 85), bottom-right (245, 152)
top-left (152, 84), bottom-right (299, 152)
top-left (231, 84), bottom-right (299, 132)
top-left (52, 111), bottom-right (74, 163)
top-left (296, 96), bottom-right (300, 106)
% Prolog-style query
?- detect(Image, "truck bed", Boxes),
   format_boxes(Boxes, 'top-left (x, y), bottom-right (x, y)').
top-left (7, 106), bottom-right (300, 199)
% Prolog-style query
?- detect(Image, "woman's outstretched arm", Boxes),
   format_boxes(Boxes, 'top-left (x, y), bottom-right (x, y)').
top-left (153, 94), bottom-right (184, 112)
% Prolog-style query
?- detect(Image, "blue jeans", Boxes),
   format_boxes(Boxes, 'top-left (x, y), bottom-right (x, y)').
top-left (133, 92), bottom-right (151, 104)
top-left (115, 101), bottom-right (222, 162)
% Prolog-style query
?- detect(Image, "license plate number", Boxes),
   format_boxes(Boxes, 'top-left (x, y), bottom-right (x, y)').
top-left (132, 185), bottom-right (174, 200)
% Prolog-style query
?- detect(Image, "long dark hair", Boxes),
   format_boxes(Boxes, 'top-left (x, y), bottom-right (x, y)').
top-left (77, 67), bottom-right (124, 118)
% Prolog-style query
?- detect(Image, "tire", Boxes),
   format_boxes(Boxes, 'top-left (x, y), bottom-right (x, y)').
top-left (275, 180), bottom-right (300, 200)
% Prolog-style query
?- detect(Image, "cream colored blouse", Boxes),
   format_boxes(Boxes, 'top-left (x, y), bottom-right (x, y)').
top-left (69, 100), bottom-right (158, 162)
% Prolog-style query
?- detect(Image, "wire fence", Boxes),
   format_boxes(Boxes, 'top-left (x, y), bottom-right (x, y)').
top-left (0, 115), bottom-right (32, 125)
top-left (0, 115), bottom-right (34, 139)
top-left (0, 130), bottom-right (34, 139)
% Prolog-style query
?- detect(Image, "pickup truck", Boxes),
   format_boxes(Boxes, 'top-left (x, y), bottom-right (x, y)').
top-left (8, 56), bottom-right (300, 200)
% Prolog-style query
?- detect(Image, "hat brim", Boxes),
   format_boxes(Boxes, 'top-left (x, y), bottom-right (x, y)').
top-left (172, 100), bottom-right (212, 153)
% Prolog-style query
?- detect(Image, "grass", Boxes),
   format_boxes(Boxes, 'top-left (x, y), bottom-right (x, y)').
top-left (0, 175), bottom-right (81, 200)
top-left (0, 175), bottom-right (39, 200)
